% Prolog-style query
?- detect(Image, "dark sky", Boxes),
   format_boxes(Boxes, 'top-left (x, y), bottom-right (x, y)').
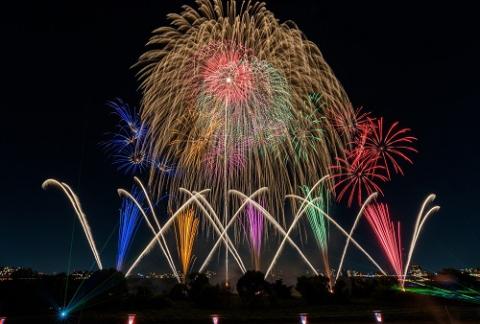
top-left (1, 1), bottom-right (479, 276)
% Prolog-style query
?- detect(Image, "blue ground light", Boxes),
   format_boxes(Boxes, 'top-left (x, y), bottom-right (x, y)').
top-left (59, 309), bottom-right (68, 319)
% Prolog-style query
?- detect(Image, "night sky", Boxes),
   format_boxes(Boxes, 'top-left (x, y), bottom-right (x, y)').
top-left (1, 1), bottom-right (479, 276)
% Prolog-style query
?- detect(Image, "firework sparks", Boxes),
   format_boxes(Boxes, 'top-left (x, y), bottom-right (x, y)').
top-left (136, 0), bottom-right (354, 220)
top-left (330, 151), bottom-right (388, 207)
top-left (175, 208), bottom-right (200, 280)
top-left (242, 203), bottom-right (264, 271)
top-left (363, 117), bottom-right (417, 179)
top-left (104, 99), bottom-right (174, 176)
top-left (364, 203), bottom-right (403, 278)
top-left (301, 185), bottom-right (332, 291)
top-left (116, 187), bottom-right (144, 271)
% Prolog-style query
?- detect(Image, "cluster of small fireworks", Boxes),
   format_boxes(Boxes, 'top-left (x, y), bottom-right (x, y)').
top-left (331, 115), bottom-right (417, 207)
top-left (104, 99), bottom-right (174, 176)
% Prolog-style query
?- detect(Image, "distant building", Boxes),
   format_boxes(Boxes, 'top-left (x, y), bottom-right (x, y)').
top-left (409, 265), bottom-right (431, 280)
top-left (461, 268), bottom-right (480, 278)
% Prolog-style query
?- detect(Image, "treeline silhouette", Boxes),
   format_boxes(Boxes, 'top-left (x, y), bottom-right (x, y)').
top-left (0, 268), bottom-right (478, 321)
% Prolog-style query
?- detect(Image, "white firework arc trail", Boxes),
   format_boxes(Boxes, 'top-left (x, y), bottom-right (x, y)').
top-left (178, 188), bottom-right (246, 273)
top-left (401, 194), bottom-right (440, 289)
top-left (133, 177), bottom-right (179, 279)
top-left (125, 189), bottom-right (211, 277)
top-left (287, 194), bottom-right (388, 275)
top-left (198, 187), bottom-right (268, 273)
top-left (229, 190), bottom-right (319, 276)
top-left (117, 189), bottom-right (181, 283)
top-left (335, 192), bottom-right (379, 283)
top-left (264, 176), bottom-right (330, 279)
top-left (42, 179), bottom-right (103, 270)
top-left (125, 188), bottom-right (248, 277)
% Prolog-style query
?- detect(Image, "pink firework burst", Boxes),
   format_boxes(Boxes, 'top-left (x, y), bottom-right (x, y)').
top-left (364, 203), bottom-right (403, 278)
top-left (330, 150), bottom-right (388, 207)
top-left (363, 117), bottom-right (418, 179)
top-left (200, 45), bottom-right (254, 104)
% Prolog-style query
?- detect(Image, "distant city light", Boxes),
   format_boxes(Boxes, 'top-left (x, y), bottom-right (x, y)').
top-left (128, 314), bottom-right (136, 324)
top-left (299, 313), bottom-right (308, 324)
top-left (373, 310), bottom-right (383, 322)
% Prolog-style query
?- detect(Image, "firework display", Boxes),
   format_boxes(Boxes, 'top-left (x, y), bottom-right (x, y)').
top-left (41, 1), bottom-right (448, 317)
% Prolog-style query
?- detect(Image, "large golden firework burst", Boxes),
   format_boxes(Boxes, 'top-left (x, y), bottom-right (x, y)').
top-left (136, 0), bottom-right (355, 224)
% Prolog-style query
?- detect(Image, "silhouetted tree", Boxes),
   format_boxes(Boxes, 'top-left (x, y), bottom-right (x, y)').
top-left (270, 279), bottom-right (292, 299)
top-left (237, 271), bottom-right (270, 307)
top-left (296, 275), bottom-right (330, 304)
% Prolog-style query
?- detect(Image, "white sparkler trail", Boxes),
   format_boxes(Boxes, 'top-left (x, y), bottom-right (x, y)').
top-left (229, 190), bottom-right (319, 276)
top-left (42, 179), bottom-right (103, 270)
top-left (264, 176), bottom-right (330, 279)
top-left (133, 177), bottom-right (179, 279)
top-left (198, 187), bottom-right (268, 273)
top-left (401, 194), bottom-right (440, 288)
top-left (179, 188), bottom-right (246, 273)
top-left (117, 189), bottom-right (181, 283)
top-left (125, 189), bottom-right (210, 277)
top-left (287, 194), bottom-right (387, 275)
top-left (335, 192), bottom-right (378, 282)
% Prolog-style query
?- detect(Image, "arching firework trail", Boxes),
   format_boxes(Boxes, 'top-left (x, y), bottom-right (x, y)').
top-left (135, 0), bottom-right (355, 221)
top-left (364, 203), bottom-right (403, 278)
top-left (42, 179), bottom-right (103, 270)
top-left (175, 208), bottom-right (200, 281)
